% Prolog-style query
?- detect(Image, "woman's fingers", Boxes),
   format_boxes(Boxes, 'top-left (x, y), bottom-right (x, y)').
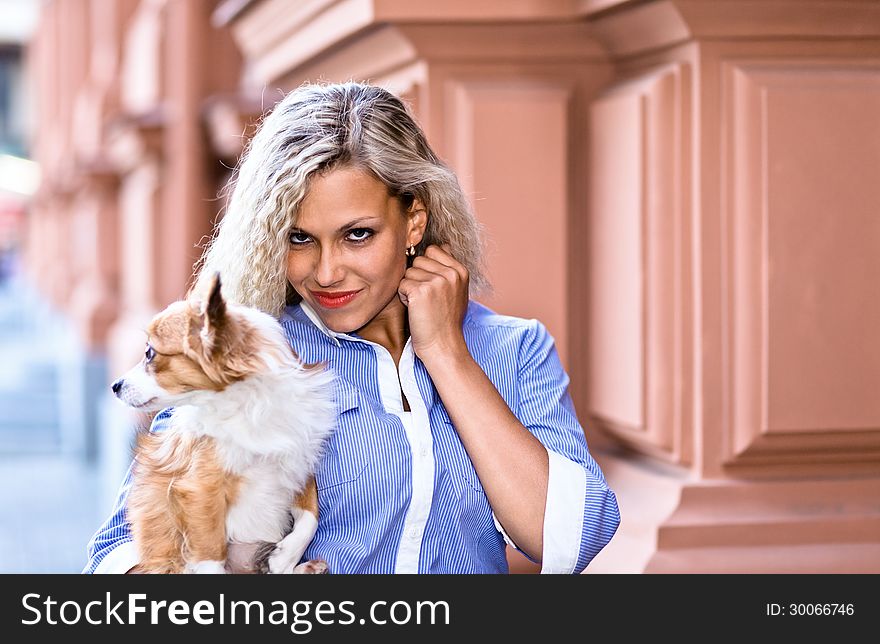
top-left (422, 244), bottom-right (468, 282)
top-left (410, 256), bottom-right (465, 284)
top-left (404, 265), bottom-right (454, 284)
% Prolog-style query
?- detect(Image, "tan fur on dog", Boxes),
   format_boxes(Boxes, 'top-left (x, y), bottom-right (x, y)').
top-left (129, 432), bottom-right (241, 573)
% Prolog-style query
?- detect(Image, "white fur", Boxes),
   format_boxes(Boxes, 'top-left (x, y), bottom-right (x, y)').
top-left (168, 357), bottom-right (336, 546)
top-left (115, 363), bottom-right (167, 410)
top-left (187, 560), bottom-right (226, 574)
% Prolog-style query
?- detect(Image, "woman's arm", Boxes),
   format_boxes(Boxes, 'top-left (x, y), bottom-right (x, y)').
top-left (400, 245), bottom-right (620, 571)
top-left (84, 462), bottom-right (139, 574)
top-left (421, 343), bottom-right (550, 560)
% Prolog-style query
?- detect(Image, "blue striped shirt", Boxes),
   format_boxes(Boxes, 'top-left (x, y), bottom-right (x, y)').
top-left (84, 300), bottom-right (620, 574)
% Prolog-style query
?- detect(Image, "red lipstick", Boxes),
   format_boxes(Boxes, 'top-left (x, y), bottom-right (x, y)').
top-left (309, 289), bottom-right (361, 309)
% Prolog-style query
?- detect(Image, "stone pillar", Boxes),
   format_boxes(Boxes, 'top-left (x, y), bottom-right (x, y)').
top-left (54, 0), bottom-right (139, 463)
top-left (25, 0), bottom-right (99, 459)
top-left (584, 0), bottom-right (880, 573)
top-left (67, 0), bottom-right (141, 352)
top-left (101, 109), bottom-right (165, 506)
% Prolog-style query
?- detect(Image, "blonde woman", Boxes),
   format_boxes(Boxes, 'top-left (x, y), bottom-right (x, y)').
top-left (85, 82), bottom-right (619, 574)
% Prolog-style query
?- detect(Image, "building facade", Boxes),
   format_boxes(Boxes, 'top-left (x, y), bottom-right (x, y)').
top-left (24, 0), bottom-right (880, 572)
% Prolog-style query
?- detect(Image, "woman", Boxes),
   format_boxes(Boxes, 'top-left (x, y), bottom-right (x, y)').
top-left (85, 82), bottom-right (619, 574)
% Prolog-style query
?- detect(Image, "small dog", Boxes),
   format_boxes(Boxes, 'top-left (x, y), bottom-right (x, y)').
top-left (111, 273), bottom-right (335, 574)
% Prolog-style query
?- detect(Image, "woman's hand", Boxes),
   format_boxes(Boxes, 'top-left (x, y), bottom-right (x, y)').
top-left (398, 244), bottom-right (470, 364)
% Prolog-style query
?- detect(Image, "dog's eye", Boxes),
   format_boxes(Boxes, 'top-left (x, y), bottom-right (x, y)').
top-left (145, 345), bottom-right (156, 362)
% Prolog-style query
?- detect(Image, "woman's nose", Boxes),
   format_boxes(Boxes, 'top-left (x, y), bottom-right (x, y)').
top-left (314, 248), bottom-right (344, 287)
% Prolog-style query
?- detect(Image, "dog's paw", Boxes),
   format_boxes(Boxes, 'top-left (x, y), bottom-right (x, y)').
top-left (292, 559), bottom-right (329, 575)
top-left (267, 546), bottom-right (296, 574)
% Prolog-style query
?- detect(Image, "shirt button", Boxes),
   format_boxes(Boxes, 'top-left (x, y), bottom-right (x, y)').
top-left (409, 527), bottom-right (421, 540)
top-left (419, 445), bottom-right (429, 458)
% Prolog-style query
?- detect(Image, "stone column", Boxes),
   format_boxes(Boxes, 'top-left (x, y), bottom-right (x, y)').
top-left (52, 0), bottom-right (139, 463)
top-left (25, 0), bottom-right (98, 459)
top-left (584, 0), bottom-right (880, 573)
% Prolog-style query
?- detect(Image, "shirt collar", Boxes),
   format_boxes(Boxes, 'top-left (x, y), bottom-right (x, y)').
top-left (298, 298), bottom-right (476, 348)
top-left (298, 300), bottom-right (359, 347)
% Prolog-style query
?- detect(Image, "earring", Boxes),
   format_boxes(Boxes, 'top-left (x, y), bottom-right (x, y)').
top-left (406, 245), bottom-right (416, 257)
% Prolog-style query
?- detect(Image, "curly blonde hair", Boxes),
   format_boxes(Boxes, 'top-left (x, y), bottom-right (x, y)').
top-left (190, 81), bottom-right (489, 317)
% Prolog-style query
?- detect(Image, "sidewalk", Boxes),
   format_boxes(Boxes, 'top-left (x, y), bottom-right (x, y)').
top-left (0, 273), bottom-right (102, 573)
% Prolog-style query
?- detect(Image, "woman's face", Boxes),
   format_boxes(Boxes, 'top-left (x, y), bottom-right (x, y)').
top-left (286, 165), bottom-right (424, 334)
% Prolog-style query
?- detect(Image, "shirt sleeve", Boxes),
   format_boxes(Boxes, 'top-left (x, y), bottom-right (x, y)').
top-left (511, 319), bottom-right (620, 574)
top-left (82, 408), bottom-right (175, 574)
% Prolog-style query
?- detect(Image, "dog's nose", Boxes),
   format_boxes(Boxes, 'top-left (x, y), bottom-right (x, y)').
top-left (111, 379), bottom-right (123, 394)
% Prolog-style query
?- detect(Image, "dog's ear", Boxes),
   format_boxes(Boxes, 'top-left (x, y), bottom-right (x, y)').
top-left (204, 272), bottom-right (226, 331)
top-left (195, 273), bottom-right (225, 354)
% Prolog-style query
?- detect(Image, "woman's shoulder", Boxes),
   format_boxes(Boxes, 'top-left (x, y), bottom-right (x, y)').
top-left (466, 299), bottom-right (538, 328)
top-left (464, 300), bottom-right (552, 346)
top-left (464, 302), bottom-right (562, 378)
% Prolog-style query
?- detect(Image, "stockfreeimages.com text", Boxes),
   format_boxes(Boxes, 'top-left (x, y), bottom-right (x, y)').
top-left (21, 592), bottom-right (450, 634)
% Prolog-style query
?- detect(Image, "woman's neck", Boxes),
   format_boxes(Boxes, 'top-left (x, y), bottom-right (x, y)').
top-left (355, 297), bottom-right (410, 361)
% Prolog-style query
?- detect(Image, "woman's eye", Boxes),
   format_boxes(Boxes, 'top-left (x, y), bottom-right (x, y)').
top-left (145, 346), bottom-right (156, 362)
top-left (347, 228), bottom-right (373, 242)
top-left (289, 231), bottom-right (311, 245)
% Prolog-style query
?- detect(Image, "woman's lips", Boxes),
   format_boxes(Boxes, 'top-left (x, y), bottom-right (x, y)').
top-left (310, 289), bottom-right (362, 309)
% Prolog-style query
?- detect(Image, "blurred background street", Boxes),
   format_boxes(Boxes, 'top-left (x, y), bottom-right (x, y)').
top-left (0, 263), bottom-right (103, 572)
top-left (0, 0), bottom-right (103, 574)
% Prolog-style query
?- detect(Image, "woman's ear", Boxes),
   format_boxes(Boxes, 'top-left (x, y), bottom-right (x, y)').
top-left (406, 197), bottom-right (428, 247)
